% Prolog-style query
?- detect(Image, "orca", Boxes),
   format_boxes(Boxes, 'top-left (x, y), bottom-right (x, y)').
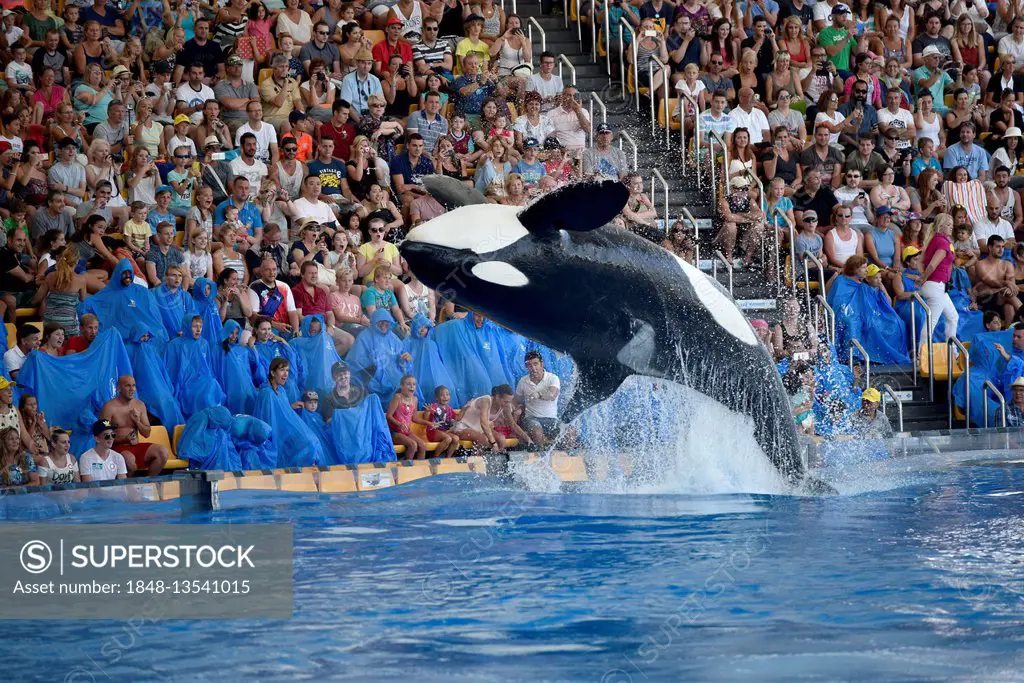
top-left (401, 176), bottom-right (827, 493)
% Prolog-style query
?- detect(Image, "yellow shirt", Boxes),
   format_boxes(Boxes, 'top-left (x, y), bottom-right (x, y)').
top-left (123, 219), bottom-right (151, 252)
top-left (258, 76), bottom-right (304, 123)
top-left (454, 38), bottom-right (490, 76)
top-left (358, 241), bottom-right (399, 285)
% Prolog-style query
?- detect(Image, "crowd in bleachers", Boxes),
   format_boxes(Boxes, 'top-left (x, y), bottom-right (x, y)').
top-left (0, 0), bottom-right (629, 488)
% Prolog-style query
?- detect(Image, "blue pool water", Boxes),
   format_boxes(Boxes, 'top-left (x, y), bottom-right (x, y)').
top-left (4, 452), bottom-right (1024, 683)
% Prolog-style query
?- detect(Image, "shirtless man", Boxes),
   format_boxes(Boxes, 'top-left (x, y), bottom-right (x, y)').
top-left (98, 375), bottom-right (169, 475)
top-left (974, 235), bottom-right (1022, 325)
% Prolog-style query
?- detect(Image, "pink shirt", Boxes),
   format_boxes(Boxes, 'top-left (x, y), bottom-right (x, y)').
top-left (328, 291), bottom-right (361, 320)
top-left (924, 232), bottom-right (954, 283)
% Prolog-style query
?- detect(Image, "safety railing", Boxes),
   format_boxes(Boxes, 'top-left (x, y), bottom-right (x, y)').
top-left (602, 0), bottom-right (611, 75)
top-left (803, 252), bottom-right (827, 319)
top-left (680, 207), bottom-right (700, 266)
top-left (590, 0), bottom-right (598, 61)
top-left (650, 168), bottom-right (669, 228)
top-left (649, 56), bottom-right (670, 145)
top-left (557, 54), bottom-right (577, 86)
top-left (499, 0), bottom-right (518, 13)
top-left (882, 384), bottom-right (904, 433)
top-left (562, 0), bottom-right (569, 29)
top-left (983, 380), bottom-right (1007, 428)
top-left (814, 294), bottom-right (835, 348)
top-left (618, 130), bottom-right (638, 170)
top-left (678, 91), bottom-right (700, 192)
top-left (588, 91), bottom-right (607, 147)
top-left (527, 16), bottom-right (546, 53)
top-left (712, 250), bottom-right (734, 296)
top-left (707, 129), bottom-right (730, 200)
top-left (947, 337), bottom-right (970, 429)
top-left (909, 291), bottom-right (934, 402)
top-left (849, 338), bottom-right (871, 390)
top-left (618, 17), bottom-right (638, 110)
top-left (573, 0), bottom-right (582, 40)
top-left (741, 167), bottom-right (771, 281)
top-left (775, 208), bottom-right (796, 295)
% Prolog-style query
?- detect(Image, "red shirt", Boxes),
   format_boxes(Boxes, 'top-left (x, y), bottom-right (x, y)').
top-left (320, 120), bottom-right (357, 161)
top-left (63, 336), bottom-right (92, 355)
top-left (371, 39), bottom-right (413, 66)
top-left (291, 283), bottom-right (330, 317)
top-left (924, 232), bottom-right (954, 283)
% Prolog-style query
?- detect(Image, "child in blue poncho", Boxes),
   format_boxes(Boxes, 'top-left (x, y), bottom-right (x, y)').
top-left (346, 309), bottom-right (416, 403)
top-left (212, 320), bottom-right (262, 415)
top-left (404, 313), bottom-right (461, 408)
top-left (253, 356), bottom-right (325, 467)
top-left (164, 314), bottom-right (226, 418)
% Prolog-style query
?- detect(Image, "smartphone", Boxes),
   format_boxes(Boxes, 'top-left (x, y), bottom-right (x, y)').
top-left (644, 30), bottom-right (658, 38)
top-left (793, 351), bottom-right (810, 361)
top-left (210, 152), bottom-right (227, 162)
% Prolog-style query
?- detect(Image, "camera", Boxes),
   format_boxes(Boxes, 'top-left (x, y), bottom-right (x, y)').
top-left (317, 72), bottom-right (327, 81)
top-left (398, 64), bottom-right (410, 77)
top-left (210, 152), bottom-right (227, 162)
top-left (644, 30), bottom-right (658, 38)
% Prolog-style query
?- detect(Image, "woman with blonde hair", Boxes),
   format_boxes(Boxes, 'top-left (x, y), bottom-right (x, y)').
top-left (766, 51), bottom-right (803, 106)
top-left (346, 134), bottom-right (392, 201)
top-left (0, 427), bottom-right (39, 488)
top-left (35, 245), bottom-right (87, 337)
top-left (85, 139), bottom-right (128, 223)
top-left (502, 173), bottom-right (528, 206)
top-left (919, 212), bottom-right (959, 345)
top-left (777, 17), bottom-right (811, 78)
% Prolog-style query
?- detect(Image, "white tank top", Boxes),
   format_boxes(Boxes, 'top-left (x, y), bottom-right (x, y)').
top-left (276, 160), bottom-right (304, 198)
top-left (40, 454), bottom-right (78, 485)
top-left (830, 227), bottom-right (860, 265)
top-left (917, 112), bottom-right (941, 149)
top-left (403, 282), bottom-right (431, 319)
top-left (393, 1), bottom-right (423, 40)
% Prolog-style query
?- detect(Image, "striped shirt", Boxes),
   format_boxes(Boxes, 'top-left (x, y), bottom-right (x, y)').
top-left (413, 39), bottom-right (452, 70)
top-left (406, 109), bottom-right (449, 152)
top-left (698, 111), bottom-right (736, 146)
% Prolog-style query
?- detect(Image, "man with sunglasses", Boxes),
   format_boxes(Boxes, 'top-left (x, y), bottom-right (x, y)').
top-left (98, 376), bottom-right (169, 477)
top-left (413, 19), bottom-right (454, 87)
top-left (700, 54), bottom-right (735, 104)
top-left (837, 78), bottom-right (879, 151)
top-left (79, 420), bottom-right (128, 482)
top-left (302, 21), bottom-right (343, 80)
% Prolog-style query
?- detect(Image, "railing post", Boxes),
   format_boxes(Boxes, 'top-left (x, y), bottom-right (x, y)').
top-left (588, 92), bottom-right (606, 148)
top-left (557, 54), bottom-right (577, 86)
top-left (648, 56), bottom-right (670, 146)
top-left (680, 207), bottom-right (699, 266)
top-left (983, 380), bottom-right (1007, 428)
top-left (618, 130), bottom-right (638, 170)
top-left (911, 292), bottom-right (934, 402)
top-left (527, 17), bottom-right (546, 53)
top-left (882, 384), bottom-right (904, 432)
top-left (849, 339), bottom-right (871, 390)
top-left (712, 250), bottom-right (733, 296)
top-left (604, 0), bottom-right (611, 76)
top-left (650, 169), bottom-right (669, 229)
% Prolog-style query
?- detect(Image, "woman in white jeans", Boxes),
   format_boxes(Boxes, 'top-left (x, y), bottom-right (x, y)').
top-left (919, 213), bottom-right (959, 345)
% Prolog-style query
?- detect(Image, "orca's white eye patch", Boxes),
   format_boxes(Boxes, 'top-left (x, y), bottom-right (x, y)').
top-left (405, 205), bottom-right (527, 254)
top-left (671, 254), bottom-right (758, 346)
top-left (470, 261), bottom-right (529, 287)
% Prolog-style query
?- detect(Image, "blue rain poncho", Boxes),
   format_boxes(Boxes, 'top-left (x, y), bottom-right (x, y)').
top-left (403, 313), bottom-right (461, 407)
top-left (953, 330), bottom-right (1018, 426)
top-left (230, 414), bottom-right (277, 470)
top-left (346, 309), bottom-right (414, 403)
top-left (298, 407), bottom-right (332, 458)
top-left (252, 382), bottom-right (325, 467)
top-left (176, 406), bottom-right (240, 470)
top-left (211, 320), bottom-right (261, 416)
top-left (153, 281), bottom-right (196, 340)
top-left (827, 275), bottom-right (911, 365)
top-left (327, 392), bottom-right (395, 464)
top-left (433, 316), bottom-right (517, 400)
top-left (78, 260), bottom-right (169, 350)
top-left (291, 314), bottom-right (342, 392)
top-left (124, 324), bottom-right (183, 429)
top-left (163, 314), bottom-right (226, 418)
top-left (190, 278), bottom-right (223, 348)
top-left (19, 329), bottom-right (132, 455)
top-left (253, 337), bottom-right (303, 404)
top-left (895, 270), bottom-right (985, 346)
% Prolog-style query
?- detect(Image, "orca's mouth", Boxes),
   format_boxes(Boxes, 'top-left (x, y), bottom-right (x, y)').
top-left (400, 241), bottom-right (478, 292)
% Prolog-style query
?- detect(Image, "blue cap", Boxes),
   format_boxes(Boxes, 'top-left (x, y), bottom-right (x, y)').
top-left (155, 185), bottom-right (173, 195)
top-left (524, 137), bottom-right (539, 148)
top-left (875, 205), bottom-right (892, 217)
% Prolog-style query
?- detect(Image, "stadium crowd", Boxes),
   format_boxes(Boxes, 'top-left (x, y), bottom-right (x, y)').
top-left (0, 0), bottom-right (620, 488)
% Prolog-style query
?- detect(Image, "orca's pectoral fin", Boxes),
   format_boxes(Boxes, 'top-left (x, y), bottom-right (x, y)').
top-left (558, 359), bottom-right (631, 425)
top-left (800, 476), bottom-right (838, 496)
top-left (422, 175), bottom-right (487, 210)
top-left (517, 180), bottom-right (630, 234)
top-left (615, 320), bottom-right (670, 379)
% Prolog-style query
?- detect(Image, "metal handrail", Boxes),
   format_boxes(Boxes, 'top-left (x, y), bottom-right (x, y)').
top-left (650, 168), bottom-right (669, 227)
top-left (983, 380), bottom-right (1007, 428)
top-left (947, 337), bottom-right (970, 429)
top-left (775, 208), bottom-right (797, 294)
top-left (909, 291), bottom-right (934, 402)
top-left (588, 91), bottom-right (607, 147)
top-left (617, 17), bottom-right (638, 110)
top-left (603, 0), bottom-right (611, 75)
top-left (803, 252), bottom-right (827, 319)
top-left (814, 294), bottom-right (835, 347)
top-left (618, 130), bottom-right (638, 170)
top-left (574, 0), bottom-right (582, 41)
top-left (648, 56), bottom-right (670, 145)
top-left (741, 166), bottom-right (768, 273)
top-left (712, 250), bottom-right (734, 296)
top-left (882, 384), bottom-right (904, 433)
top-left (557, 54), bottom-right (577, 86)
top-left (563, 0), bottom-right (569, 30)
top-left (849, 338), bottom-right (871, 390)
top-left (678, 91), bottom-right (700, 191)
top-left (590, 0), bottom-right (598, 62)
top-left (707, 129), bottom-right (730, 199)
top-left (680, 206), bottom-right (700, 265)
top-left (527, 16), bottom-right (546, 53)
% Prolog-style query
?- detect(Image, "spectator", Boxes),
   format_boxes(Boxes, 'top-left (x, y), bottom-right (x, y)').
top-left (215, 55), bottom-right (260, 133)
top-left (974, 197), bottom-right (1016, 254)
top-left (407, 91), bottom-right (449, 153)
top-left (292, 261), bottom-right (355, 353)
top-left (175, 17), bottom-right (225, 83)
top-left (302, 21), bottom-right (343, 78)
top-left (319, 362), bottom-right (367, 418)
top-left (526, 51), bottom-right (563, 113)
top-left (176, 64), bottom-right (215, 126)
top-left (943, 122), bottom-right (990, 182)
top-left (35, 427), bottom-right (78, 485)
top-left (548, 85), bottom-right (591, 156)
top-left (731, 87), bottom-right (771, 145)
top-left (800, 126), bottom-right (843, 188)
top-left (30, 189), bottom-right (74, 240)
top-left (320, 99), bottom-right (358, 161)
top-left (837, 79), bottom-right (879, 149)
top-left (920, 213), bottom-right (960, 346)
top-left (260, 53), bottom-right (305, 129)
top-left (0, 423), bottom-right (39, 487)
top-left (818, 5), bottom-right (855, 78)
top-left (513, 137), bottom-right (547, 189)
top-left (974, 235), bottom-right (1021, 325)
top-left (849, 388), bottom-right (893, 438)
top-left (392, 132), bottom-right (436, 211)
top-left (515, 350), bottom-right (560, 446)
top-left (63, 313), bottom-right (100, 355)
top-left (1007, 376), bottom-right (1024, 426)
top-left (823, 204), bottom-right (864, 268)
top-left (0, 230), bottom-right (37, 310)
top-left (413, 18), bottom-right (454, 85)
top-left (454, 384), bottom-right (521, 452)
top-left (145, 222), bottom-right (187, 287)
top-left (453, 53), bottom-right (498, 123)
top-left (361, 265), bottom-right (408, 331)
top-left (339, 49), bottom-right (383, 122)
top-left (216, 177), bottom-right (264, 245)
top-left (235, 101), bottom-right (279, 165)
top-left (79, 419), bottom-right (128, 482)
top-left (913, 45), bottom-right (954, 114)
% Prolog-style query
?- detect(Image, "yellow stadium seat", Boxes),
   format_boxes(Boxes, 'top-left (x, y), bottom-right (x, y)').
top-left (393, 444), bottom-right (406, 455)
top-left (944, 93), bottom-right (953, 109)
top-left (918, 344), bottom-right (967, 381)
top-left (164, 458), bottom-right (188, 470)
top-left (408, 103), bottom-right (419, 116)
top-left (172, 424), bottom-right (185, 453)
top-left (408, 413), bottom-right (441, 452)
top-left (659, 98), bottom-right (681, 131)
top-left (173, 231), bottom-right (184, 248)
top-left (364, 30), bottom-right (385, 46)
top-left (507, 102), bottom-right (518, 120)
top-left (784, 256), bottom-right (820, 290)
top-left (954, 405), bottom-right (966, 422)
top-left (15, 307), bottom-right (37, 319)
top-left (5, 323), bottom-right (13, 349)
top-left (139, 425), bottom-right (172, 451)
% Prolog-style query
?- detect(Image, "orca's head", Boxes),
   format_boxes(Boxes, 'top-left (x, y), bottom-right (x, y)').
top-left (400, 177), bottom-right (630, 346)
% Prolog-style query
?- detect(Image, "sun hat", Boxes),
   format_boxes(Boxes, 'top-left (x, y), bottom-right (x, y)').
top-left (862, 388), bottom-right (881, 403)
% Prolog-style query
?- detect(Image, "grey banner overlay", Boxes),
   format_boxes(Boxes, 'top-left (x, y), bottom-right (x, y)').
top-left (0, 524), bottom-right (293, 619)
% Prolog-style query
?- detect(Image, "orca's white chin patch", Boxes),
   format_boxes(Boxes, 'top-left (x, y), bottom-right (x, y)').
top-left (405, 204), bottom-right (528, 255)
top-left (471, 261), bottom-right (529, 287)
top-left (670, 254), bottom-right (759, 346)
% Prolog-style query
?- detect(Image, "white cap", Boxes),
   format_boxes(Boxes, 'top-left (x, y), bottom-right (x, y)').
top-left (921, 45), bottom-right (942, 58)
top-left (1006, 127), bottom-right (1022, 139)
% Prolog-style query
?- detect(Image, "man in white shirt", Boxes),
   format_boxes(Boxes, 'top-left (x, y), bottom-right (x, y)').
top-left (234, 102), bottom-right (279, 166)
top-left (175, 63), bottom-right (215, 125)
top-left (974, 196), bottom-right (1016, 253)
top-left (526, 52), bottom-right (564, 112)
top-left (229, 133), bottom-right (269, 199)
top-left (876, 88), bottom-right (916, 150)
top-left (548, 85), bottom-right (591, 155)
top-left (514, 350), bottom-right (561, 445)
top-left (730, 87), bottom-right (771, 144)
top-left (3, 325), bottom-right (39, 378)
top-left (79, 420), bottom-right (129, 482)
top-left (288, 177), bottom-right (339, 230)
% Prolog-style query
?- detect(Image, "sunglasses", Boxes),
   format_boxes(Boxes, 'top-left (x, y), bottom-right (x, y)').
top-left (174, 154), bottom-right (192, 159)
top-left (100, 432), bottom-right (115, 439)
top-left (424, 26), bottom-right (438, 30)
top-left (805, 217), bottom-right (818, 222)
top-left (316, 30), bottom-right (329, 35)
top-left (284, 146), bottom-right (298, 152)
top-left (369, 228), bottom-right (386, 233)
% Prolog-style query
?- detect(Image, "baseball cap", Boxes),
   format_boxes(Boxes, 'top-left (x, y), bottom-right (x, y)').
top-left (861, 388), bottom-right (881, 403)
top-left (156, 185), bottom-right (173, 195)
top-left (543, 137), bottom-right (563, 150)
top-left (922, 45), bottom-right (942, 58)
top-left (173, 114), bottom-right (191, 126)
top-left (92, 419), bottom-right (115, 436)
top-left (466, 13), bottom-right (484, 22)
top-left (802, 209), bottom-right (818, 222)
top-left (203, 135), bottom-right (222, 149)
top-left (386, 16), bottom-right (403, 25)
top-left (523, 137), bottom-right (539, 148)
top-left (0, 377), bottom-right (14, 390)
top-left (865, 264), bottom-right (881, 277)
top-left (831, 4), bottom-right (849, 15)
top-left (226, 54), bottom-right (243, 66)
top-left (331, 361), bottom-right (350, 377)
top-left (596, 122), bottom-right (613, 134)
top-left (303, 390), bottom-right (319, 402)
top-left (153, 61), bottom-right (173, 75)
top-left (875, 205), bottom-right (892, 217)
top-left (902, 245), bottom-right (922, 261)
